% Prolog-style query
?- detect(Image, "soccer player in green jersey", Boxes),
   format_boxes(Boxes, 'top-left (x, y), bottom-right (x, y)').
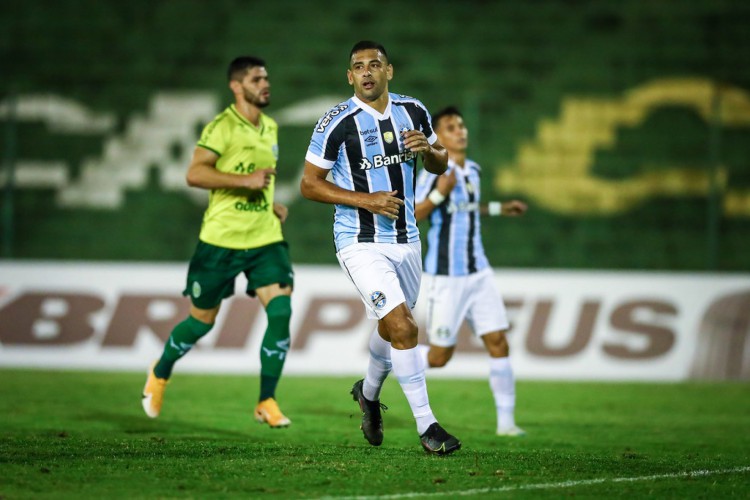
top-left (142, 56), bottom-right (295, 428)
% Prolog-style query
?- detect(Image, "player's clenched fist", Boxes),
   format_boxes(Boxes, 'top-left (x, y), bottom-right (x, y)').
top-left (365, 190), bottom-right (404, 220)
top-left (401, 130), bottom-right (430, 153)
top-left (245, 167), bottom-right (276, 190)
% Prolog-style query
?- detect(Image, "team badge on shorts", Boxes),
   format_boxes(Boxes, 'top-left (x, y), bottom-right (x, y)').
top-left (370, 291), bottom-right (387, 309)
top-left (192, 281), bottom-right (202, 298)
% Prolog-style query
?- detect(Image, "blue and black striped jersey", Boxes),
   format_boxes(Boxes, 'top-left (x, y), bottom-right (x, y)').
top-left (415, 158), bottom-right (490, 276)
top-left (306, 93), bottom-right (437, 252)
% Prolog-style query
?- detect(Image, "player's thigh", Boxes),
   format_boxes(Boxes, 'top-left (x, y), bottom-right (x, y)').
top-left (394, 241), bottom-right (423, 311)
top-left (423, 273), bottom-right (469, 348)
top-left (242, 241), bottom-right (294, 299)
top-left (336, 243), bottom-right (406, 320)
top-left (466, 269), bottom-right (510, 338)
top-left (183, 241), bottom-right (239, 310)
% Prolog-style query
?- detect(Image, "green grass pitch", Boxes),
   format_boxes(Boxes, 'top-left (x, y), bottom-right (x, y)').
top-left (1, 369), bottom-right (748, 498)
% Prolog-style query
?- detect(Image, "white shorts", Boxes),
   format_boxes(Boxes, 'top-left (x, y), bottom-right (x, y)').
top-left (336, 241), bottom-right (422, 320)
top-left (423, 267), bottom-right (509, 347)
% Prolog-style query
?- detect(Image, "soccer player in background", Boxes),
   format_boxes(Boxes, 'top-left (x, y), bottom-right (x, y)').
top-left (142, 56), bottom-right (295, 428)
top-left (300, 41), bottom-right (461, 455)
top-left (414, 106), bottom-right (527, 436)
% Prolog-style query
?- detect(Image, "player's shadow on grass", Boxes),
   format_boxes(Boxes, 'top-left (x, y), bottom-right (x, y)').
top-left (81, 409), bottom-right (259, 441)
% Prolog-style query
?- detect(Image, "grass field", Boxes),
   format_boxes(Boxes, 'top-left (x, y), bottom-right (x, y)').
top-left (1, 369), bottom-right (748, 498)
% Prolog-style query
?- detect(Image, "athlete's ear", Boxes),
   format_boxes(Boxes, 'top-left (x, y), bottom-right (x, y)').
top-left (387, 64), bottom-right (393, 81)
top-left (229, 79), bottom-right (242, 95)
top-left (347, 69), bottom-right (354, 86)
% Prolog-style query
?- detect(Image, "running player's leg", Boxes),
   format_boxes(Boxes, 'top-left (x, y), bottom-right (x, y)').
top-left (143, 243), bottom-right (235, 418)
top-left (469, 269), bottom-right (524, 436)
top-left (417, 273), bottom-right (466, 369)
top-left (246, 242), bottom-right (294, 428)
top-left (337, 243), bottom-right (398, 445)
top-left (388, 242), bottom-right (461, 454)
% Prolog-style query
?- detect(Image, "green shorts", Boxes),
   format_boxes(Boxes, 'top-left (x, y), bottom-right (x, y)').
top-left (183, 240), bottom-right (294, 309)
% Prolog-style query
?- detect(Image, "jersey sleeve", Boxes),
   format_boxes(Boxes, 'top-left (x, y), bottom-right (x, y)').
top-left (305, 105), bottom-right (348, 170)
top-left (414, 99), bottom-right (438, 145)
top-left (414, 168), bottom-right (438, 203)
top-left (197, 115), bottom-right (229, 156)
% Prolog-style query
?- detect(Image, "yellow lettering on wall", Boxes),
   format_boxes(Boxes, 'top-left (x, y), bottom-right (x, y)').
top-left (496, 79), bottom-right (750, 216)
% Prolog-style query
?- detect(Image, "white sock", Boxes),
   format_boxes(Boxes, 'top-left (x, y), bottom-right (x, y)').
top-left (416, 344), bottom-right (431, 370)
top-left (363, 328), bottom-right (392, 401)
top-left (391, 346), bottom-right (436, 435)
top-left (489, 356), bottom-right (516, 431)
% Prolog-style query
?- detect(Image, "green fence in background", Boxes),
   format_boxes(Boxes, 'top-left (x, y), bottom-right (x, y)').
top-left (1, 0), bottom-right (749, 270)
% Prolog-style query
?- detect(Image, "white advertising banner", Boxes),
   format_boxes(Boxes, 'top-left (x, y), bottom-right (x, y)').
top-left (0, 262), bottom-right (748, 381)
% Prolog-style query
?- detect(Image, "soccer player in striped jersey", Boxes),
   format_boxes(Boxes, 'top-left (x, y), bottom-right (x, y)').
top-left (142, 56), bottom-right (294, 428)
top-left (300, 41), bottom-right (461, 455)
top-left (414, 106), bottom-right (528, 436)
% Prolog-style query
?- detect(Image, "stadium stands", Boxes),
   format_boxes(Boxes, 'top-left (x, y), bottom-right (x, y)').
top-left (1, 0), bottom-right (748, 269)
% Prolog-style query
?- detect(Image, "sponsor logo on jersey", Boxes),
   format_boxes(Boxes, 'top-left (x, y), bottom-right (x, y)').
top-left (364, 135), bottom-right (378, 146)
top-left (192, 281), bottom-right (202, 298)
top-left (447, 201), bottom-right (480, 214)
top-left (235, 192), bottom-right (270, 212)
top-left (370, 291), bottom-right (386, 309)
top-left (359, 158), bottom-right (373, 170)
top-left (359, 127), bottom-right (377, 136)
top-left (359, 150), bottom-right (418, 170)
top-left (316, 104), bottom-right (349, 132)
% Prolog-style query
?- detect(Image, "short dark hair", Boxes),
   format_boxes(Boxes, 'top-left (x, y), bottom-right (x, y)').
top-left (349, 40), bottom-right (388, 63)
top-left (432, 106), bottom-right (463, 129)
top-left (227, 56), bottom-right (266, 81)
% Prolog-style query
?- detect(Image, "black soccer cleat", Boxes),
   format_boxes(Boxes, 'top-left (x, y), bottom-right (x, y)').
top-left (420, 422), bottom-right (462, 456)
top-left (350, 379), bottom-right (387, 446)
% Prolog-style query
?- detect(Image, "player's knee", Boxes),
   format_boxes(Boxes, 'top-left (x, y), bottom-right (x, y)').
top-left (266, 295), bottom-right (292, 319)
top-left (387, 314), bottom-right (418, 348)
top-left (485, 331), bottom-right (510, 357)
top-left (429, 351), bottom-right (451, 368)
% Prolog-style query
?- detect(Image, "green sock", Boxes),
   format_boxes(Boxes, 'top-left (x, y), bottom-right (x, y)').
top-left (259, 296), bottom-right (291, 401)
top-left (154, 316), bottom-right (213, 379)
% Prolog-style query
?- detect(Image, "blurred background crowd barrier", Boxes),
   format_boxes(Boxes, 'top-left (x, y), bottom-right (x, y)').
top-left (1, 0), bottom-right (748, 270)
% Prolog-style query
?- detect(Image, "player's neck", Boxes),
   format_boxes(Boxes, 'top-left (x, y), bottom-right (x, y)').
top-left (449, 150), bottom-right (466, 167)
top-left (357, 92), bottom-right (389, 114)
top-left (234, 100), bottom-right (262, 127)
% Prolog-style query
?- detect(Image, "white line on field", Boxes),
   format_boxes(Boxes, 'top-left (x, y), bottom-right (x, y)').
top-left (320, 466), bottom-right (750, 499)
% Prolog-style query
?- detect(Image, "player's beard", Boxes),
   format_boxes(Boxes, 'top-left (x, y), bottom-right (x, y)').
top-left (244, 89), bottom-right (270, 108)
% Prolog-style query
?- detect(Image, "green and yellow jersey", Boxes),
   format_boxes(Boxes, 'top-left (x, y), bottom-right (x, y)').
top-left (196, 104), bottom-right (283, 250)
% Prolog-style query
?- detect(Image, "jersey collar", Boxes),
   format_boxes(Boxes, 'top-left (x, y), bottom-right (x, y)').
top-left (230, 104), bottom-right (265, 132)
top-left (351, 94), bottom-right (392, 121)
